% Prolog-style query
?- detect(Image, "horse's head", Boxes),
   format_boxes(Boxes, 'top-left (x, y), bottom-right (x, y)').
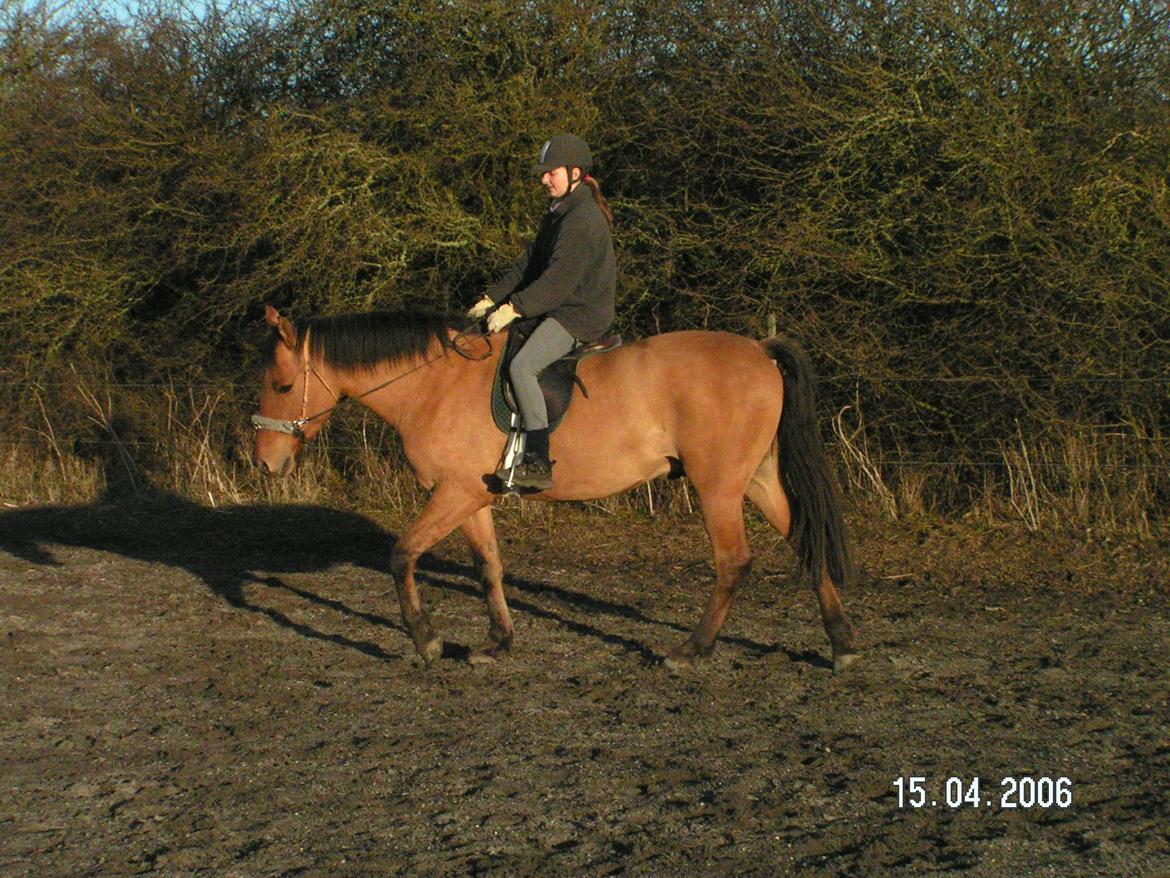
top-left (253, 305), bottom-right (337, 477)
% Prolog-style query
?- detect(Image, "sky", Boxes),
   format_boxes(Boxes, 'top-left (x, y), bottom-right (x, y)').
top-left (24, 0), bottom-right (232, 27)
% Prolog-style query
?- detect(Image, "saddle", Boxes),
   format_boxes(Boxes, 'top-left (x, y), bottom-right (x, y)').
top-left (491, 318), bottom-right (622, 434)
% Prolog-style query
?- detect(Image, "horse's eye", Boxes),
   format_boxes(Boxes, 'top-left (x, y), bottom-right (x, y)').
top-left (275, 383), bottom-right (294, 394)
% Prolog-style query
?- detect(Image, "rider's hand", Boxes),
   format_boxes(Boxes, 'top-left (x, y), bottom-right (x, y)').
top-left (487, 302), bottom-right (520, 333)
top-left (467, 295), bottom-right (494, 320)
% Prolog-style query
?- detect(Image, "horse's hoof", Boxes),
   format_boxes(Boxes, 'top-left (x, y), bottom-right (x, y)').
top-left (664, 647), bottom-right (700, 673)
top-left (664, 636), bottom-right (713, 672)
top-left (418, 637), bottom-right (443, 665)
top-left (663, 655), bottom-right (693, 673)
top-left (833, 651), bottom-right (860, 675)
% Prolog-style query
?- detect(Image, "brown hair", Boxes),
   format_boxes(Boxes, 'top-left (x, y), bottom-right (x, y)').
top-left (582, 174), bottom-right (613, 228)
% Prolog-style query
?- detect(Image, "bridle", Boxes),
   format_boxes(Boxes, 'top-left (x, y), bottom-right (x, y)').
top-left (250, 332), bottom-right (340, 439)
top-left (251, 322), bottom-right (491, 440)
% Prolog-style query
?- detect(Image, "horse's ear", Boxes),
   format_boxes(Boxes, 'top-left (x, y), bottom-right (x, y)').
top-left (264, 305), bottom-right (297, 349)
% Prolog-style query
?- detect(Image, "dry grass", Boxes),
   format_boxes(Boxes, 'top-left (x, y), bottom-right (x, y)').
top-left (833, 401), bottom-right (900, 519)
top-left (0, 440), bottom-right (102, 507)
top-left (830, 399), bottom-right (1166, 538)
top-left (992, 428), bottom-right (1165, 538)
top-left (1, 388), bottom-right (1165, 543)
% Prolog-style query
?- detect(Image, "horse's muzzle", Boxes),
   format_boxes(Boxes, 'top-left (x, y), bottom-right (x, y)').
top-left (253, 437), bottom-right (297, 478)
top-left (256, 454), bottom-right (294, 478)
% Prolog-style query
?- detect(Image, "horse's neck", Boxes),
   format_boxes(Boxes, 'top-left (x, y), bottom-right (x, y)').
top-left (339, 346), bottom-right (473, 430)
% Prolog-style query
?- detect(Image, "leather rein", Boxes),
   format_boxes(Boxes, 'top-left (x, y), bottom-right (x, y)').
top-left (251, 322), bottom-right (491, 440)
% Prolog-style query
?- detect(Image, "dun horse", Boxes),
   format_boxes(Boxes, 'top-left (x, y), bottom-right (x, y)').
top-left (252, 306), bottom-right (859, 672)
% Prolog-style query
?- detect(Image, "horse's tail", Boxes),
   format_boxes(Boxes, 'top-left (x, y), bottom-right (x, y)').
top-left (761, 336), bottom-right (854, 590)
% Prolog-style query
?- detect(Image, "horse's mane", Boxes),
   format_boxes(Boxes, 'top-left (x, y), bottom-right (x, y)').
top-left (302, 310), bottom-right (458, 372)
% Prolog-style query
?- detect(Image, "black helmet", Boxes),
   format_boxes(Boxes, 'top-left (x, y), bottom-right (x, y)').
top-left (532, 133), bottom-right (593, 176)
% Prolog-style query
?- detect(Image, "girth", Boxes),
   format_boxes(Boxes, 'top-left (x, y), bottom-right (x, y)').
top-left (490, 318), bottom-right (621, 434)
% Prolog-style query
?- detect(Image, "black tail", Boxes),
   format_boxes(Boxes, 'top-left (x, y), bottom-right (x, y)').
top-left (762, 337), bottom-right (853, 590)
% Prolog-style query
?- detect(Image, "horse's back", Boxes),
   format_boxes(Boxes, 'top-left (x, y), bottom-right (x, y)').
top-left (582, 330), bottom-right (782, 414)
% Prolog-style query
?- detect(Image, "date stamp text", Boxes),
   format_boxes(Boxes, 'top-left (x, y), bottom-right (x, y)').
top-left (892, 776), bottom-right (1073, 810)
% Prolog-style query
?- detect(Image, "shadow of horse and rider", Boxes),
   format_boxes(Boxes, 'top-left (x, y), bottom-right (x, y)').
top-left (0, 455), bottom-right (805, 668)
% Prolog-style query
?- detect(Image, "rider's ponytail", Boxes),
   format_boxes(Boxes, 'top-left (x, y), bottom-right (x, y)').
top-left (582, 174), bottom-right (614, 228)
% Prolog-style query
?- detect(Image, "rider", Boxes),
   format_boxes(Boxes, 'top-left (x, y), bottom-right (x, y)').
top-left (469, 133), bottom-right (616, 491)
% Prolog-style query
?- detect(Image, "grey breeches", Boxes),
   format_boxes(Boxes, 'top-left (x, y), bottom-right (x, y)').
top-left (508, 317), bottom-right (577, 431)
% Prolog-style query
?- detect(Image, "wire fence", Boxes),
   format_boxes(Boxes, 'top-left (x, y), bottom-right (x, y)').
top-left (2, 431), bottom-right (1163, 472)
top-left (2, 376), bottom-right (1165, 474)
top-left (2, 375), bottom-right (1167, 387)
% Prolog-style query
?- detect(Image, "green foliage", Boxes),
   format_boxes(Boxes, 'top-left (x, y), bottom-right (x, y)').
top-left (1, 0), bottom-right (1168, 514)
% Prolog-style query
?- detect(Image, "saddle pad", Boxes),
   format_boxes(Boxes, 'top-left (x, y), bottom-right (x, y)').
top-left (490, 319), bottom-right (621, 434)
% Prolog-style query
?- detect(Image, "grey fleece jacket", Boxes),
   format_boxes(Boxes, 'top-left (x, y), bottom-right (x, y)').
top-left (486, 182), bottom-right (616, 342)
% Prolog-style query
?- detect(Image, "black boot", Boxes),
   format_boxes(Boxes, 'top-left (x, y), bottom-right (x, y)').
top-left (511, 429), bottom-right (553, 490)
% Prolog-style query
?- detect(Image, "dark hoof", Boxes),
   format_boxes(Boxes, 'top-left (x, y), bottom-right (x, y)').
top-left (469, 644), bottom-right (505, 665)
top-left (663, 653), bottom-right (698, 673)
top-left (664, 639), bottom-right (710, 672)
top-left (467, 630), bottom-right (512, 665)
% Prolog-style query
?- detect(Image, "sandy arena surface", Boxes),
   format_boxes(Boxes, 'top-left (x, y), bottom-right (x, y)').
top-left (1, 497), bottom-right (1168, 876)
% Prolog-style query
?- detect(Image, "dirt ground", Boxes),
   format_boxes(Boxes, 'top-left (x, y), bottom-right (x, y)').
top-left (1, 493), bottom-right (1168, 877)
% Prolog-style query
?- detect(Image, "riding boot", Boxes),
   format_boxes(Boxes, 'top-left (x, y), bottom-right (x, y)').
top-left (511, 429), bottom-right (553, 490)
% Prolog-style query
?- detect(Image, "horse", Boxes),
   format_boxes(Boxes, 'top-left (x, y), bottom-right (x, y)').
top-left (252, 305), bottom-right (859, 673)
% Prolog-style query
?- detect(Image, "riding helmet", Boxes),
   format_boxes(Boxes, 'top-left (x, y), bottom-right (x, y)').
top-left (532, 134), bottom-right (593, 176)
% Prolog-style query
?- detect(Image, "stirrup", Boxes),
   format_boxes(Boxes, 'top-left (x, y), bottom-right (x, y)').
top-left (496, 420), bottom-right (525, 488)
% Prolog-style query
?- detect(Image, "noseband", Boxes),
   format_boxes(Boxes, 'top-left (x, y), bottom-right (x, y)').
top-left (251, 333), bottom-right (339, 439)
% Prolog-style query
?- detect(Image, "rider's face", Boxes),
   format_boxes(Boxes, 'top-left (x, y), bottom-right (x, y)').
top-left (541, 166), bottom-right (578, 199)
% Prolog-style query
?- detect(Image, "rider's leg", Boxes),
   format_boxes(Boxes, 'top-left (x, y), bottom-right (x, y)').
top-left (505, 317), bottom-right (575, 486)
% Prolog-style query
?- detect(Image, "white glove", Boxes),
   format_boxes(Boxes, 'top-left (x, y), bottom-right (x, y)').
top-left (486, 302), bottom-right (520, 333)
top-left (467, 295), bottom-right (494, 320)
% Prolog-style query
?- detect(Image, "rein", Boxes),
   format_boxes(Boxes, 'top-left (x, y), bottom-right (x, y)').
top-left (252, 322), bottom-right (491, 439)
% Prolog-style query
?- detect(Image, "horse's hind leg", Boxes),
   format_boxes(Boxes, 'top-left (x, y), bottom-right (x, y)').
top-left (746, 447), bottom-right (859, 674)
top-left (813, 570), bottom-right (858, 673)
top-left (460, 505), bottom-right (514, 663)
top-left (666, 491), bottom-right (752, 670)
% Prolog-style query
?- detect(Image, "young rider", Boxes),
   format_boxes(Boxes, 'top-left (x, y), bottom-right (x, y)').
top-left (469, 133), bottom-right (616, 491)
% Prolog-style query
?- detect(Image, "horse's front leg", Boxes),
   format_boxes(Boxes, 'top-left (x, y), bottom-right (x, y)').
top-left (460, 505), bottom-right (513, 663)
top-left (390, 484), bottom-right (487, 664)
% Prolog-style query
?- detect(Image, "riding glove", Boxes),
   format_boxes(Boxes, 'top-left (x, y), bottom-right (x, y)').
top-left (487, 303), bottom-right (520, 333)
top-left (467, 295), bottom-right (494, 320)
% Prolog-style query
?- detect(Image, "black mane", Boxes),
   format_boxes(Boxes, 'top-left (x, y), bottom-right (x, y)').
top-left (303, 310), bottom-right (458, 371)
